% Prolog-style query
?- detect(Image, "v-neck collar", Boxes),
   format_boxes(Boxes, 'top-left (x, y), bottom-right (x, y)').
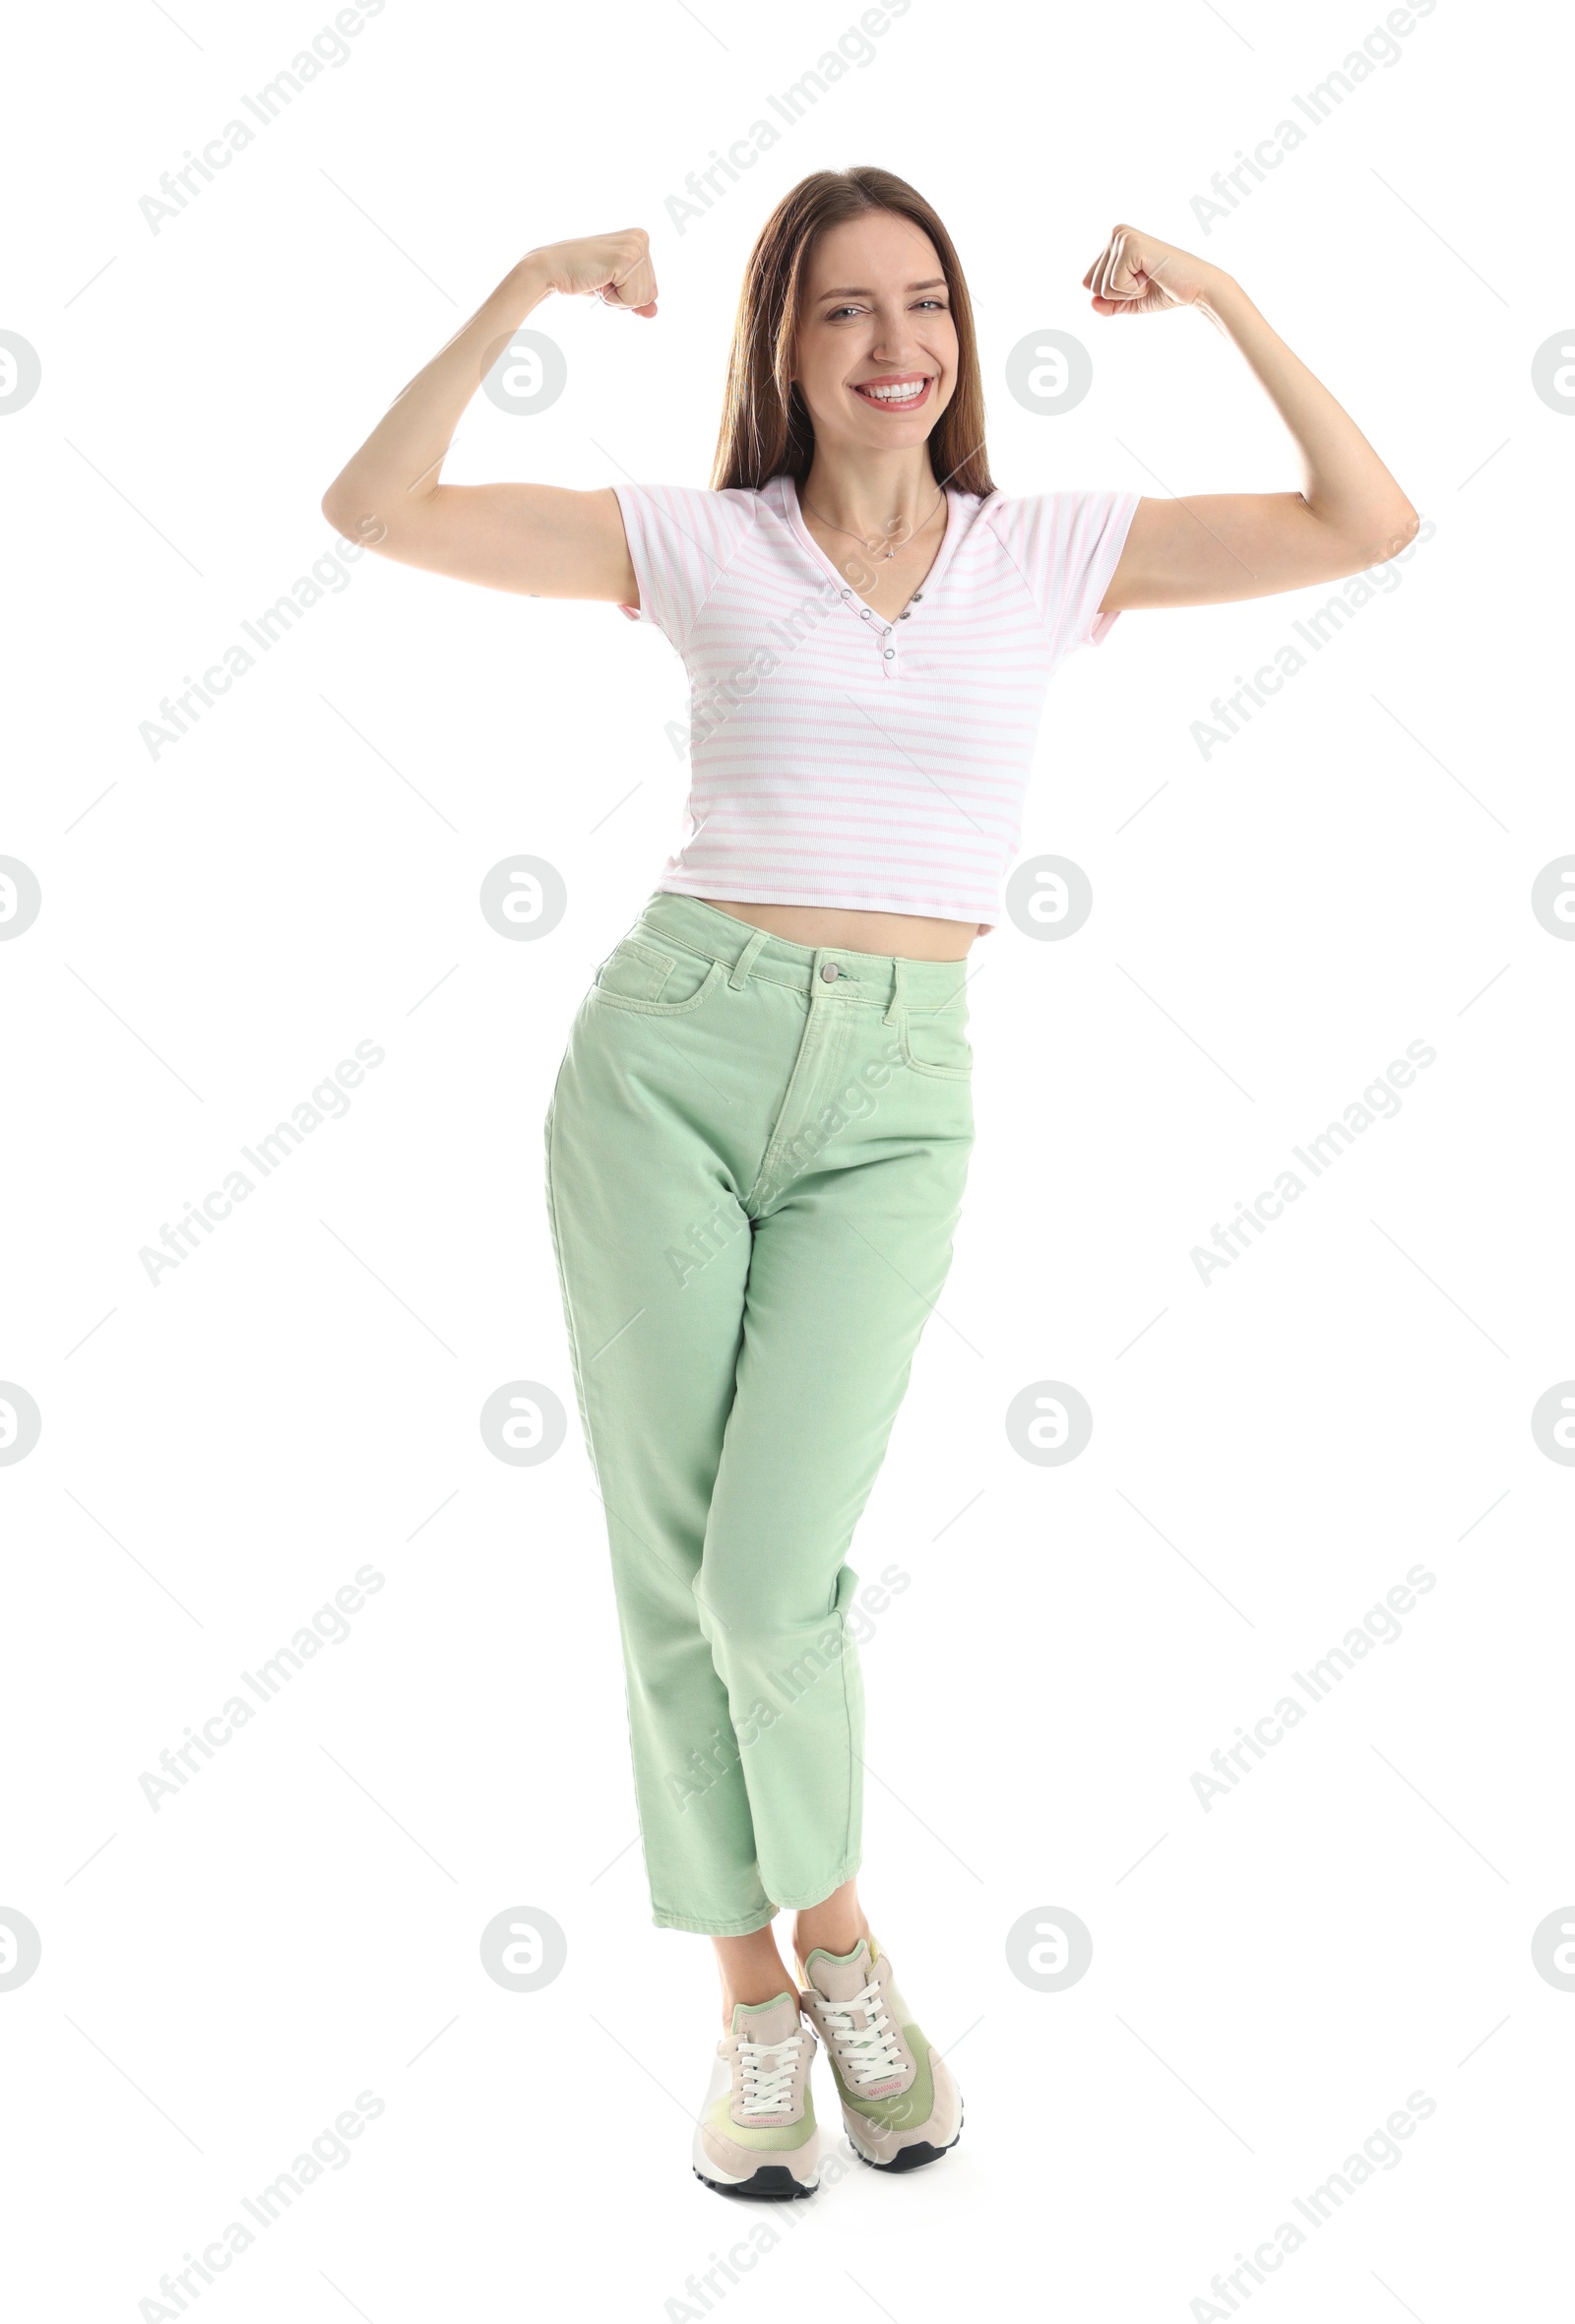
top-left (775, 471), bottom-right (976, 616)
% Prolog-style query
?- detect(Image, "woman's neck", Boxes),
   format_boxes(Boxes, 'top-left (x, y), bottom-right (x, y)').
top-left (797, 448), bottom-right (944, 548)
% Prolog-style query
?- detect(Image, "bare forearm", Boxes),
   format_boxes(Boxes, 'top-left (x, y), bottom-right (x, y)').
top-left (1085, 220), bottom-right (1420, 607)
top-left (322, 253), bottom-right (551, 536)
top-left (1199, 271), bottom-right (1416, 550)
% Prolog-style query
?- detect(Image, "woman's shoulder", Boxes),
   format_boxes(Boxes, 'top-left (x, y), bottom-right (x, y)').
top-left (975, 486), bottom-right (1143, 573)
top-left (611, 479), bottom-right (768, 567)
top-left (610, 482), bottom-right (770, 633)
top-left (615, 479), bottom-right (769, 524)
top-left (976, 483), bottom-right (1135, 526)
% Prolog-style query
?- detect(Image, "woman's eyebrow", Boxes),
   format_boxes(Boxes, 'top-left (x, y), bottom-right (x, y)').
top-left (814, 278), bottom-right (948, 298)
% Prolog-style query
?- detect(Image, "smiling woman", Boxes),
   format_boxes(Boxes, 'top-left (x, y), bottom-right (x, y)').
top-left (320, 160), bottom-right (1418, 2203)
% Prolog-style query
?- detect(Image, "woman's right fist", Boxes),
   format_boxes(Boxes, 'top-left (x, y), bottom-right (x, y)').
top-left (530, 230), bottom-right (658, 316)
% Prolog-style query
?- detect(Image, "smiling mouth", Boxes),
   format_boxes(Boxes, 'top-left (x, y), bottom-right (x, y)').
top-left (851, 375), bottom-right (933, 410)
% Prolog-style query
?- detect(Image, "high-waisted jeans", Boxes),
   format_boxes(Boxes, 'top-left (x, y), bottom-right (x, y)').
top-left (544, 892), bottom-right (975, 1933)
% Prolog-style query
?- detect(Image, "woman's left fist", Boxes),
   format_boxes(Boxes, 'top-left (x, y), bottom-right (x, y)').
top-left (1082, 225), bottom-right (1223, 315)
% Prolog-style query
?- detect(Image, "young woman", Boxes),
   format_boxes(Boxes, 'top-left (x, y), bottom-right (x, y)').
top-left (323, 168), bottom-right (1416, 2199)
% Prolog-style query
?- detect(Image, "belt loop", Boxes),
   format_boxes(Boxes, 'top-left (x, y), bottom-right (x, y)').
top-left (728, 926), bottom-right (772, 989)
top-left (883, 957), bottom-right (907, 1026)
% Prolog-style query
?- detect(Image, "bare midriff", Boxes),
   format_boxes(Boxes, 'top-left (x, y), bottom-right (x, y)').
top-left (708, 899), bottom-right (983, 962)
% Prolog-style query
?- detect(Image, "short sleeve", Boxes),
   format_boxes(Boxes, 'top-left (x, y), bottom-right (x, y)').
top-left (987, 489), bottom-right (1142, 660)
top-left (610, 483), bottom-right (757, 647)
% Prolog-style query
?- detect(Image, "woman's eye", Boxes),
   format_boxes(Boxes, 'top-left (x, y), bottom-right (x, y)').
top-left (822, 298), bottom-right (946, 320)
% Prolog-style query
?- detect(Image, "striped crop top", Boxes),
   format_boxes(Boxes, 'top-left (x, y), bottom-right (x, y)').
top-left (612, 472), bottom-right (1140, 927)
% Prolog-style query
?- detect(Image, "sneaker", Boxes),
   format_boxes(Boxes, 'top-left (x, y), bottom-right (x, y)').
top-left (797, 1936), bottom-right (961, 2172)
top-left (692, 1992), bottom-right (820, 2200)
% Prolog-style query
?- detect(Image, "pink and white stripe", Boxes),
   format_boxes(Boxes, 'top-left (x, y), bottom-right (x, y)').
top-left (612, 471), bottom-right (1139, 927)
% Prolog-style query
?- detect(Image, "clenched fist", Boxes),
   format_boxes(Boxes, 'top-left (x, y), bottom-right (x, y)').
top-left (1082, 224), bottom-right (1224, 315)
top-left (529, 228), bottom-right (659, 317)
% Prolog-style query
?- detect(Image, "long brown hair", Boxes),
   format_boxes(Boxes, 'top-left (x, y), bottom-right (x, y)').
top-left (710, 167), bottom-right (994, 500)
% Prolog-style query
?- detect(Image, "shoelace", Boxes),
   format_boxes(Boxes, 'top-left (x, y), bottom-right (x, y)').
top-left (735, 2029), bottom-right (806, 2114)
top-left (816, 1977), bottom-right (906, 2086)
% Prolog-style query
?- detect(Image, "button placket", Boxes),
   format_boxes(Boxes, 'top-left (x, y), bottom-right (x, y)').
top-left (884, 585), bottom-right (921, 675)
top-left (835, 580), bottom-right (925, 677)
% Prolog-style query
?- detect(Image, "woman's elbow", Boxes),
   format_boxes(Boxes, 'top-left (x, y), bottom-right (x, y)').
top-left (321, 480), bottom-right (392, 554)
top-left (320, 480), bottom-right (357, 536)
top-left (1323, 500), bottom-right (1418, 577)
top-left (1364, 500), bottom-right (1419, 567)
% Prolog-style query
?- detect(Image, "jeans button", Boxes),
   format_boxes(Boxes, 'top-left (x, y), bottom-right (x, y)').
top-left (820, 962), bottom-right (840, 981)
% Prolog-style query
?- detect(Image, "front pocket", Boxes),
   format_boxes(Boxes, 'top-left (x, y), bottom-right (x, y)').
top-left (591, 935), bottom-right (725, 1015)
top-left (899, 1005), bottom-right (973, 1079)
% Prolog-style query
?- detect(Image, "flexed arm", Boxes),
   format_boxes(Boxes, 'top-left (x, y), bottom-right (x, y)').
top-left (1085, 224), bottom-right (1418, 611)
top-left (320, 230), bottom-right (658, 600)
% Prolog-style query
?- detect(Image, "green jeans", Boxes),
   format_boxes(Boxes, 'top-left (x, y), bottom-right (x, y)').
top-left (544, 892), bottom-right (975, 1934)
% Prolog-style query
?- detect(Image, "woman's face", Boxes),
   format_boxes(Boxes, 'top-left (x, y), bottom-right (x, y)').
top-left (790, 211), bottom-right (959, 466)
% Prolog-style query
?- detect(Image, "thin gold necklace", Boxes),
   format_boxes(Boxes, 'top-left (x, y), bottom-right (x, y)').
top-left (800, 487), bottom-right (945, 561)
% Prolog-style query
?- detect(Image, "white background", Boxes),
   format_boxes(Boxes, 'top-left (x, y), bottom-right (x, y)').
top-left (3, 0), bottom-right (1572, 2316)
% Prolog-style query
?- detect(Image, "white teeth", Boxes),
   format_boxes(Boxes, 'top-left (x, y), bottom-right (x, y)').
top-left (857, 380), bottom-right (926, 403)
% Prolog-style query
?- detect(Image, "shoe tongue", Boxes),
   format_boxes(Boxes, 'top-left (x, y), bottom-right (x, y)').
top-left (730, 1992), bottom-right (800, 2045)
top-left (804, 1937), bottom-right (875, 2003)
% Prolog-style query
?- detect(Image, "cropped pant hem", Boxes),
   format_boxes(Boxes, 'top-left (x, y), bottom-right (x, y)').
top-left (766, 1857), bottom-right (864, 1916)
top-left (651, 1856), bottom-right (862, 1937)
top-left (652, 1902), bottom-right (780, 1936)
